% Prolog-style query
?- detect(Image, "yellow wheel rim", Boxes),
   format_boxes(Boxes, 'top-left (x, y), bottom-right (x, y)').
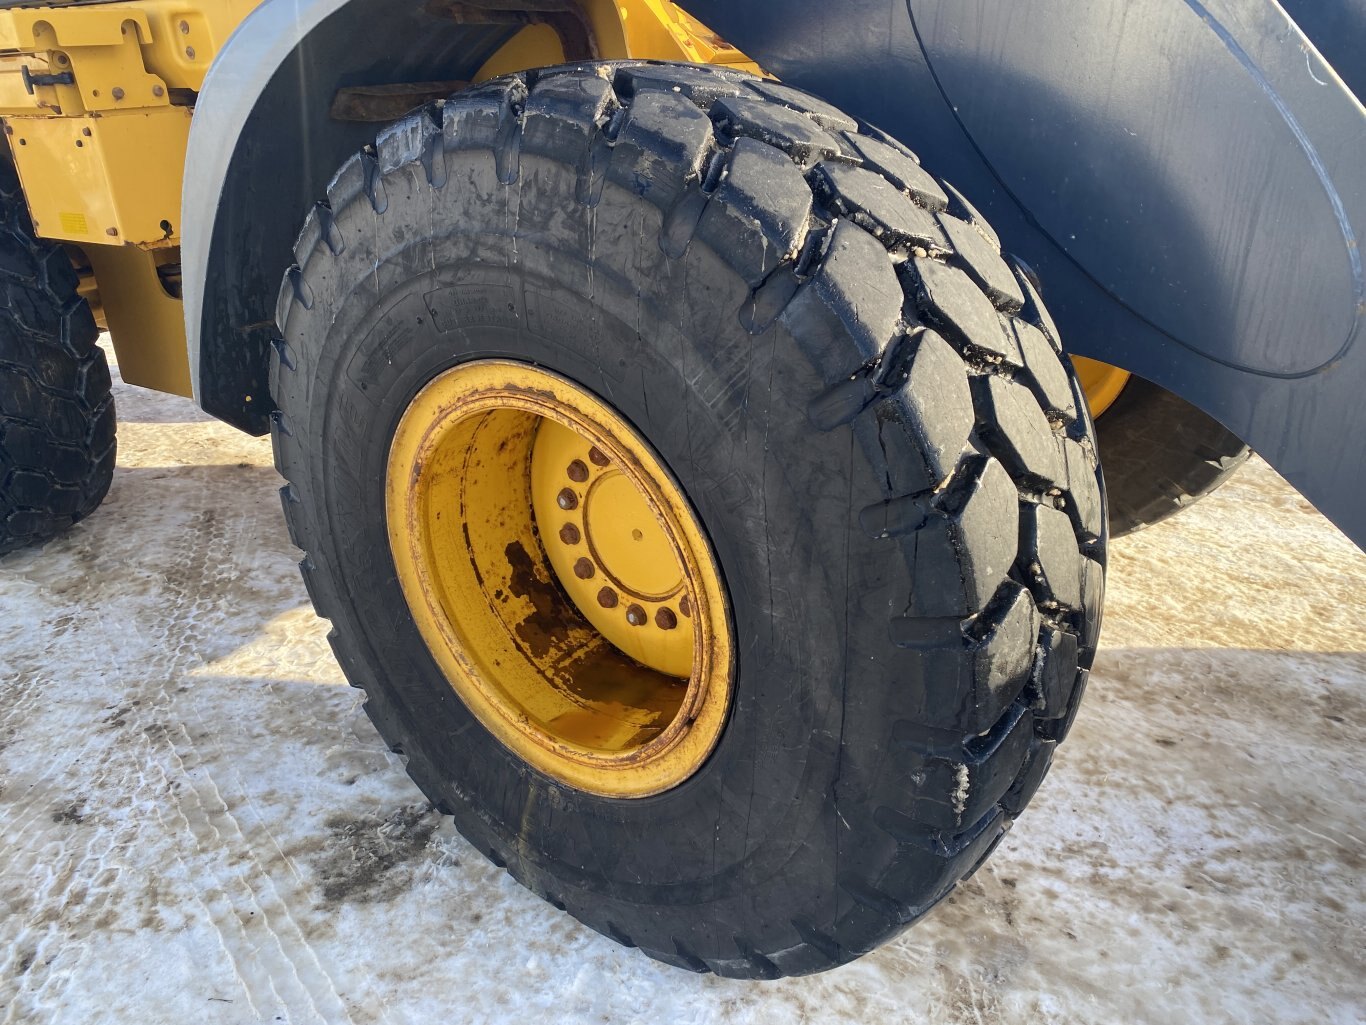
top-left (385, 360), bottom-right (733, 798)
top-left (1072, 355), bottom-right (1131, 419)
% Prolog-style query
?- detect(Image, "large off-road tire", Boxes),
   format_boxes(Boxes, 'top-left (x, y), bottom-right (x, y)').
top-left (273, 62), bottom-right (1105, 977)
top-left (0, 159), bottom-right (115, 557)
top-left (1096, 376), bottom-right (1250, 537)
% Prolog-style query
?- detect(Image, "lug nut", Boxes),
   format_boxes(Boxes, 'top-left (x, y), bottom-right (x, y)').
top-left (566, 459), bottom-right (588, 482)
top-left (573, 558), bottom-right (595, 580)
top-left (655, 608), bottom-right (678, 630)
top-left (597, 587), bottom-right (618, 609)
top-left (558, 523), bottom-right (580, 545)
top-left (679, 595), bottom-right (691, 619)
top-left (588, 447), bottom-right (610, 467)
top-left (625, 604), bottom-right (647, 626)
top-left (556, 488), bottom-right (578, 510)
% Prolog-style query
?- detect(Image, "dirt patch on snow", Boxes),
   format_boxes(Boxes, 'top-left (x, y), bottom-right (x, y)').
top-left (311, 805), bottom-right (442, 907)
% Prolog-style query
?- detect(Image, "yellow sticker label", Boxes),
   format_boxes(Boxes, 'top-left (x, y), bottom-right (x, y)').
top-left (59, 211), bottom-right (89, 235)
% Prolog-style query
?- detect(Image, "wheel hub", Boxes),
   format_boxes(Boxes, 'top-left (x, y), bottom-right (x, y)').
top-left (385, 360), bottom-right (732, 798)
top-left (531, 420), bottom-right (693, 679)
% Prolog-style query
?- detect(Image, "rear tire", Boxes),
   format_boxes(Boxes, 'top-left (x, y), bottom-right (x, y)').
top-left (1096, 376), bottom-right (1250, 537)
top-left (0, 158), bottom-right (115, 557)
top-left (273, 62), bottom-right (1105, 977)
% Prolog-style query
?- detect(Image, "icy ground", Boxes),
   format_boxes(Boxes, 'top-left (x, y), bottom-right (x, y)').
top-left (1, 344), bottom-right (1363, 1024)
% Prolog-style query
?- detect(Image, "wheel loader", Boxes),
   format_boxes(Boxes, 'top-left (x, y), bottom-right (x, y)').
top-left (0, 0), bottom-right (1361, 979)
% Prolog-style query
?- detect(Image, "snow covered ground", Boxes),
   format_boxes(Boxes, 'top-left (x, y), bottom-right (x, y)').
top-left (1, 344), bottom-right (1362, 1024)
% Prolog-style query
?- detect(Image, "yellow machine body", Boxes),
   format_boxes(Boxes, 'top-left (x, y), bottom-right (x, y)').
top-left (9, 108), bottom-right (189, 246)
top-left (0, 0), bottom-right (256, 393)
top-left (0, 2), bottom-right (257, 245)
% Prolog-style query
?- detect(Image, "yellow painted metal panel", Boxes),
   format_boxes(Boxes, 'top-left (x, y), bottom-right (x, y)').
top-left (0, 0), bottom-right (265, 117)
top-left (9, 107), bottom-right (190, 245)
top-left (0, 8), bottom-right (151, 50)
top-left (9, 117), bottom-right (120, 241)
top-left (473, 23), bottom-right (565, 83)
top-left (83, 244), bottom-right (191, 397)
top-left (0, 54), bottom-right (45, 110)
top-left (14, 15), bottom-right (167, 114)
top-left (133, 1), bottom-right (266, 90)
top-left (614, 0), bottom-right (760, 68)
top-left (474, 0), bottom-right (762, 82)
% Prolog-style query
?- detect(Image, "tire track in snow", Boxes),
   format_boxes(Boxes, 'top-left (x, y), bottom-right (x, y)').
top-left (1, 496), bottom-right (359, 1024)
top-left (0, 722), bottom-right (160, 1022)
top-left (0, 569), bottom-right (144, 1022)
top-left (129, 505), bottom-right (357, 1025)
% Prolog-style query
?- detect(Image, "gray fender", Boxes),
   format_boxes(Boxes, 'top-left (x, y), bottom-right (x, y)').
top-left (182, 0), bottom-right (517, 434)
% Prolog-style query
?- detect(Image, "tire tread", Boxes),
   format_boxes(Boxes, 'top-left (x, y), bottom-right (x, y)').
top-left (269, 60), bottom-right (1106, 979)
top-left (0, 156), bottom-right (114, 556)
